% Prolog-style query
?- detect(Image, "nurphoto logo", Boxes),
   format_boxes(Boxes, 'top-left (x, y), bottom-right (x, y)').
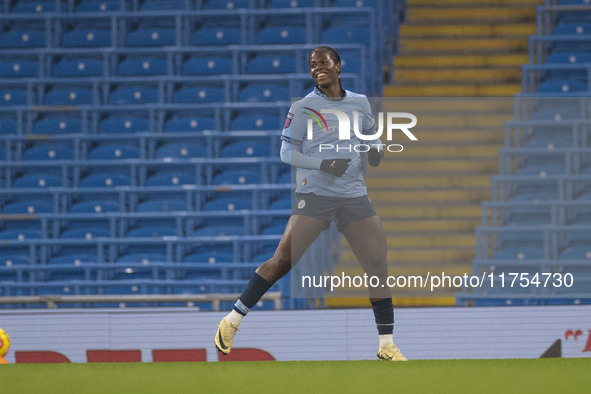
top-left (304, 108), bottom-right (418, 153)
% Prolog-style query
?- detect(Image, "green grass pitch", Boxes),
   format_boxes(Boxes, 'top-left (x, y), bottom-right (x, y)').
top-left (2, 358), bottom-right (590, 393)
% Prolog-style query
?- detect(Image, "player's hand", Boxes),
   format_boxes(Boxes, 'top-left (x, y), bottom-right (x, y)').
top-left (367, 148), bottom-right (383, 167)
top-left (320, 159), bottom-right (351, 177)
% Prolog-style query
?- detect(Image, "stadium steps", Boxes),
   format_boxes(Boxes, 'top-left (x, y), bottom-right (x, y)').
top-left (388, 0), bottom-right (543, 96)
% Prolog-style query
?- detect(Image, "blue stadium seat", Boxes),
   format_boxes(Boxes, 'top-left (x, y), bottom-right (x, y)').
top-left (537, 80), bottom-right (587, 93)
top-left (109, 87), bottom-right (159, 105)
top-left (251, 251), bottom-right (273, 262)
top-left (60, 227), bottom-right (109, 239)
top-left (140, 0), bottom-right (188, 11)
top-left (553, 23), bottom-right (591, 35)
top-left (2, 200), bottom-right (52, 214)
top-left (255, 27), bottom-right (306, 44)
top-left (261, 224), bottom-right (285, 235)
top-left (49, 253), bottom-right (97, 265)
top-left (146, 172), bottom-right (197, 186)
top-left (137, 199), bottom-right (186, 212)
top-left (126, 226), bottom-right (177, 237)
top-left (47, 268), bottom-right (87, 282)
top-left (564, 230), bottom-right (591, 247)
top-left (546, 52), bottom-right (591, 65)
top-left (23, 144), bottom-right (74, 161)
top-left (0, 89), bottom-right (27, 106)
top-left (340, 56), bottom-right (361, 73)
top-left (560, 246), bottom-right (591, 260)
top-left (184, 251), bottom-right (233, 264)
top-left (34, 285), bottom-right (76, 297)
top-left (89, 145), bottom-right (140, 160)
top-left (247, 56), bottom-right (296, 74)
top-left (182, 266), bottom-right (223, 280)
top-left (53, 59), bottom-right (103, 77)
top-left (0, 60), bottom-right (38, 78)
top-left (202, 196), bottom-right (251, 211)
top-left (529, 106), bottom-right (579, 121)
top-left (173, 87), bottom-right (224, 103)
top-left (190, 28), bottom-right (241, 46)
top-left (111, 267), bottom-right (155, 281)
top-left (221, 142), bottom-right (271, 157)
top-left (505, 207), bottom-right (551, 225)
top-left (277, 171), bottom-right (293, 184)
top-left (126, 28), bottom-right (176, 47)
top-left (44, 88), bottom-right (93, 105)
top-left (33, 117), bottom-right (82, 134)
top-left (182, 57), bottom-right (232, 75)
top-left (69, 201), bottom-right (119, 213)
top-left (498, 231), bottom-right (544, 249)
top-left (155, 143), bottom-right (206, 159)
top-left (118, 58), bottom-right (167, 76)
top-left (203, 0), bottom-right (250, 9)
top-left (79, 173), bottom-right (131, 187)
top-left (11, 1), bottom-right (56, 13)
top-left (557, 0), bottom-right (591, 4)
top-left (12, 174), bottom-right (62, 188)
top-left (267, 0), bottom-right (314, 7)
top-left (0, 118), bottom-right (18, 134)
top-left (0, 254), bottom-right (30, 267)
top-left (165, 116), bottom-right (216, 132)
top-left (230, 114), bottom-right (280, 130)
top-left (101, 284), bottom-right (141, 295)
top-left (0, 229), bottom-right (41, 240)
top-left (523, 128), bottom-right (574, 148)
top-left (75, 1), bottom-right (122, 12)
top-left (331, 0), bottom-right (381, 26)
top-left (490, 247), bottom-right (545, 260)
top-left (117, 252), bottom-right (167, 264)
top-left (239, 84), bottom-right (290, 102)
top-left (62, 29), bottom-right (112, 48)
top-left (100, 116), bottom-right (149, 133)
top-left (194, 225), bottom-right (245, 236)
top-left (333, 0), bottom-right (379, 6)
top-left (213, 169), bottom-right (262, 185)
top-left (322, 27), bottom-right (371, 45)
top-left (0, 30), bottom-right (45, 49)
top-left (270, 197), bottom-right (291, 209)
top-left (33, 115), bottom-right (73, 133)
top-left (514, 164), bottom-right (565, 177)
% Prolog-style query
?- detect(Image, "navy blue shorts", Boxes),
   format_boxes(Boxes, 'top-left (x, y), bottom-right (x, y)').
top-left (292, 193), bottom-right (377, 232)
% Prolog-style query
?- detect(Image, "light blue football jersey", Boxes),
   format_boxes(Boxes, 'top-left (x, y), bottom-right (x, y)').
top-left (281, 87), bottom-right (378, 198)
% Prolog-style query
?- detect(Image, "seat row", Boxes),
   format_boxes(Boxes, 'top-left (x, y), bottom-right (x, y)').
top-left (0, 0), bottom-right (392, 13)
top-left (0, 80), bottom-right (312, 107)
top-left (0, 51), bottom-right (364, 79)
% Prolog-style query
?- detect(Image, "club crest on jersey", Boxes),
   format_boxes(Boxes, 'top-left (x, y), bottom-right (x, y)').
top-left (283, 112), bottom-right (294, 129)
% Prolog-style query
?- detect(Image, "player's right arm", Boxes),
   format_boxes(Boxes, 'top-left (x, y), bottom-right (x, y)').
top-left (279, 106), bottom-right (350, 177)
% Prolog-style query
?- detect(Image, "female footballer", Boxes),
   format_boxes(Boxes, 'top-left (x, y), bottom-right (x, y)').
top-left (215, 46), bottom-right (407, 362)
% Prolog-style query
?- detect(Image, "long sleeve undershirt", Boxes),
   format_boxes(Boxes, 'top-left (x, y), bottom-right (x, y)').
top-left (280, 139), bottom-right (322, 169)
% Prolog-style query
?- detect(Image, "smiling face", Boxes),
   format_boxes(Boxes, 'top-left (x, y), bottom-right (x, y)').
top-left (309, 49), bottom-right (342, 90)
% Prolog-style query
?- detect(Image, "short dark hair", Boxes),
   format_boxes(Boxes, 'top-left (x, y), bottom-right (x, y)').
top-left (308, 46), bottom-right (341, 66)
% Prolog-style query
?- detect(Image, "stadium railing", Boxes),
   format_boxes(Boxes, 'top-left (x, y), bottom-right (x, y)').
top-left (0, 291), bottom-right (283, 309)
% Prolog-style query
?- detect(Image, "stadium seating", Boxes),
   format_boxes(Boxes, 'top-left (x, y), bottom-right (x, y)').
top-left (0, 0), bottom-right (399, 309)
top-left (457, 0), bottom-right (591, 306)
